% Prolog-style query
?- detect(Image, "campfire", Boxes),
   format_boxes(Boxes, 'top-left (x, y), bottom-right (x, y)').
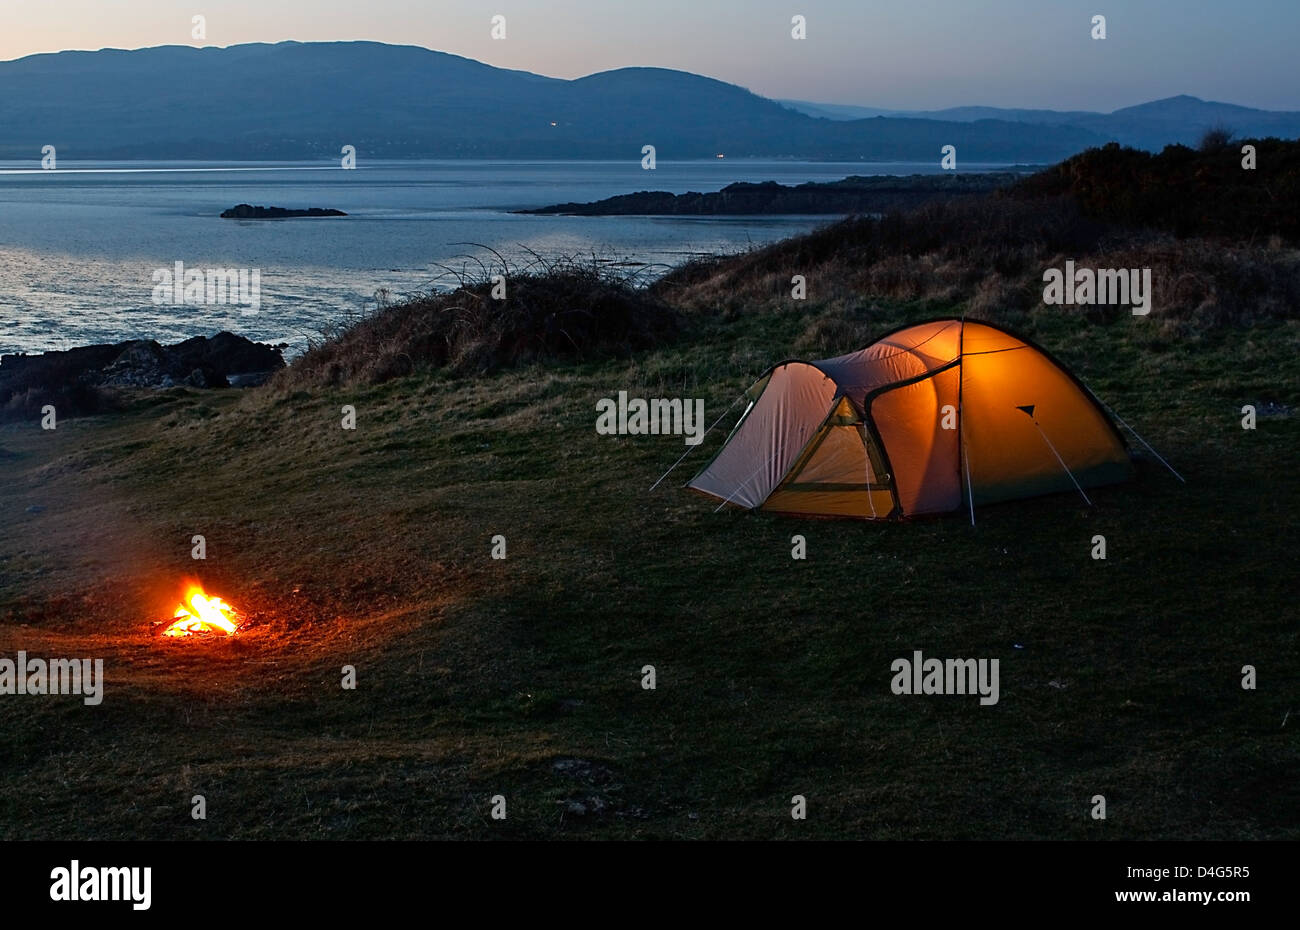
top-left (161, 585), bottom-right (240, 637)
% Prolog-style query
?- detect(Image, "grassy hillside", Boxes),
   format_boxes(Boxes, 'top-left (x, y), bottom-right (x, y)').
top-left (1, 189), bottom-right (1297, 840)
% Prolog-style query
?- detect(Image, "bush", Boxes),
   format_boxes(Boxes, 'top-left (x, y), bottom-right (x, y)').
top-left (279, 258), bottom-right (679, 388)
top-left (1009, 138), bottom-right (1300, 241)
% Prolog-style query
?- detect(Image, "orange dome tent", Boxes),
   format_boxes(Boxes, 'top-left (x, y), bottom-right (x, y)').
top-left (688, 318), bottom-right (1135, 519)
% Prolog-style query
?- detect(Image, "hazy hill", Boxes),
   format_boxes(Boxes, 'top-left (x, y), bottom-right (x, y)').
top-left (781, 94), bottom-right (1300, 150)
top-left (0, 40), bottom-right (1103, 161)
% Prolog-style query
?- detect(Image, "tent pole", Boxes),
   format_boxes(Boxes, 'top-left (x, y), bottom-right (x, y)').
top-left (958, 317), bottom-right (974, 526)
top-left (963, 439), bottom-right (976, 526)
top-left (866, 440), bottom-right (878, 519)
top-left (648, 388), bottom-right (748, 491)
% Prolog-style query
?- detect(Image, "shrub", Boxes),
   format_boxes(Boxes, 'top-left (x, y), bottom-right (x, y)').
top-left (278, 257), bottom-right (678, 388)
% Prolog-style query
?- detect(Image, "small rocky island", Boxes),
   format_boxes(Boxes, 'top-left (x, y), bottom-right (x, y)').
top-left (519, 172), bottom-right (1024, 216)
top-left (221, 204), bottom-right (347, 219)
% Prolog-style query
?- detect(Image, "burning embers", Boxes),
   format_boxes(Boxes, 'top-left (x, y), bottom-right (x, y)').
top-left (161, 586), bottom-right (239, 638)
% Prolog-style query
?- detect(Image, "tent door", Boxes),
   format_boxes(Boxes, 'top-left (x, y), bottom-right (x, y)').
top-left (762, 396), bottom-right (897, 518)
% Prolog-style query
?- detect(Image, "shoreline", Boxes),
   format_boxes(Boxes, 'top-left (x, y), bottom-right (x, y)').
top-left (518, 171), bottom-right (1023, 216)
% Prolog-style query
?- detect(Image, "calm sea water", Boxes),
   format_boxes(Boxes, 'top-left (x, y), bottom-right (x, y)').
top-left (0, 159), bottom-right (1018, 356)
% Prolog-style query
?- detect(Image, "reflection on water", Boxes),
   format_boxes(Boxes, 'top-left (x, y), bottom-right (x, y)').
top-left (0, 159), bottom-right (1018, 356)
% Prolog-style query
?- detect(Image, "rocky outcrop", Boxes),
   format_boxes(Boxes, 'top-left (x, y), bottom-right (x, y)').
top-left (519, 173), bottom-right (1022, 215)
top-left (0, 332), bottom-right (285, 419)
top-left (221, 204), bottom-right (347, 218)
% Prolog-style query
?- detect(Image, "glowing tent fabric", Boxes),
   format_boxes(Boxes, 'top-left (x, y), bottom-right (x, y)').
top-left (688, 319), bottom-right (1132, 519)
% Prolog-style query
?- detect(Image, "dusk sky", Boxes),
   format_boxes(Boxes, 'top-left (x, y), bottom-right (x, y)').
top-left (3, 0), bottom-right (1297, 112)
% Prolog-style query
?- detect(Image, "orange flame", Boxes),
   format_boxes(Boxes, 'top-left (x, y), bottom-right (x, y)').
top-left (162, 586), bottom-right (239, 637)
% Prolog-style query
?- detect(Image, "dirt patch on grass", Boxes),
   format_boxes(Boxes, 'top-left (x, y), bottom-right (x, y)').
top-left (0, 570), bottom-right (468, 702)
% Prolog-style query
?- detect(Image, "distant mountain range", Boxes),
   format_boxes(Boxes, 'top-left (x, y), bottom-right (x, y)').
top-left (779, 96), bottom-right (1300, 151)
top-left (0, 41), bottom-right (1296, 161)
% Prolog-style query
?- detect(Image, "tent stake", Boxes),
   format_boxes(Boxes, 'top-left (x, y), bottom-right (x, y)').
top-left (1078, 383), bottom-right (1185, 483)
top-left (1101, 402), bottom-right (1186, 483)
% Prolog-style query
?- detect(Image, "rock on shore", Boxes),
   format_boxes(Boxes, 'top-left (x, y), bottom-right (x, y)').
top-left (0, 332), bottom-right (285, 419)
